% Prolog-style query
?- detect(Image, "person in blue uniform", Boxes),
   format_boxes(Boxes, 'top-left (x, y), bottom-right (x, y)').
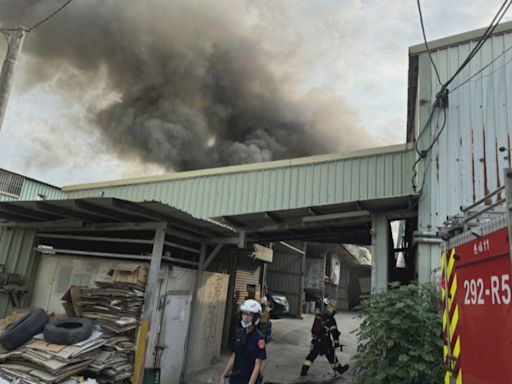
top-left (300, 301), bottom-right (349, 376)
top-left (220, 299), bottom-right (267, 384)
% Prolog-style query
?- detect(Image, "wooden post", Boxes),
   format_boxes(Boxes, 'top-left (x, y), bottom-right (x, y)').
top-left (133, 225), bottom-right (166, 384)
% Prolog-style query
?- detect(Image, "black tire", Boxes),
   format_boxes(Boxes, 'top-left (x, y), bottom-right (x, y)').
top-left (44, 318), bottom-right (93, 345)
top-left (0, 308), bottom-right (49, 350)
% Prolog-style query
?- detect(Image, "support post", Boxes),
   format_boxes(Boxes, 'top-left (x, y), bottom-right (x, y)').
top-left (182, 242), bottom-right (207, 383)
top-left (133, 225), bottom-right (166, 384)
top-left (298, 242), bottom-right (307, 317)
top-left (371, 215), bottom-right (389, 292)
top-left (0, 29), bottom-right (25, 132)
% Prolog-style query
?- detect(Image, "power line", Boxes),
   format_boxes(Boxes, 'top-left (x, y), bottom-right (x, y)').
top-left (443, 0), bottom-right (512, 91)
top-left (412, 0), bottom-right (512, 193)
top-left (450, 45), bottom-right (512, 93)
top-left (26, 0), bottom-right (73, 32)
top-left (417, 0), bottom-right (442, 86)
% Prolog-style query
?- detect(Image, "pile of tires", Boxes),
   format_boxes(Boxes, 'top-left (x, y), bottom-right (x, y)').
top-left (0, 309), bottom-right (94, 350)
top-left (44, 317), bottom-right (93, 345)
top-left (0, 308), bottom-right (49, 350)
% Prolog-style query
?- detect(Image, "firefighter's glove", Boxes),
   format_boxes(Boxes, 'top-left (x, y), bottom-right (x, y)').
top-left (339, 344), bottom-right (345, 352)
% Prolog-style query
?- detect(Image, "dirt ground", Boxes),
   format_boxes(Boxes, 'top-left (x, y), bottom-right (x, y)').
top-left (192, 311), bottom-right (361, 384)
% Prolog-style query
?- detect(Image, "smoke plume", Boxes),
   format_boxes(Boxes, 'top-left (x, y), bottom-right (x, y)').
top-left (0, 0), bottom-right (372, 171)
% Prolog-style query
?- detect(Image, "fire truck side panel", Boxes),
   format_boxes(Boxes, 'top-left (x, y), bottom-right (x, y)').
top-left (451, 228), bottom-right (512, 383)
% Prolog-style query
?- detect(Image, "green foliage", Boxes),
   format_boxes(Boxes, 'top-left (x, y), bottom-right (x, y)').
top-left (352, 283), bottom-right (444, 384)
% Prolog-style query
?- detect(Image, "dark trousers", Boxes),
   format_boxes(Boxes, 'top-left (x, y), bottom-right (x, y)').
top-left (229, 373), bottom-right (263, 384)
top-left (302, 340), bottom-right (340, 372)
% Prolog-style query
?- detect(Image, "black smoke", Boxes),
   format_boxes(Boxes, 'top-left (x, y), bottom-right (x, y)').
top-left (0, 0), bottom-right (372, 171)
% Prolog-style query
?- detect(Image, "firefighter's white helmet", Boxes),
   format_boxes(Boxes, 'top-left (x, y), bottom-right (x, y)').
top-left (240, 299), bottom-right (262, 326)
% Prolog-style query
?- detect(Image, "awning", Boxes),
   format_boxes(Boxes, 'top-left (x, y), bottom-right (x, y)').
top-left (0, 197), bottom-right (235, 239)
top-left (215, 195), bottom-right (416, 244)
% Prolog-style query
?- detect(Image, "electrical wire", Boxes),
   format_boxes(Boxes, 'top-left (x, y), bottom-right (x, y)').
top-left (412, 107), bottom-right (445, 192)
top-left (26, 0), bottom-right (73, 32)
top-left (443, 0), bottom-right (512, 91)
top-left (417, 0), bottom-right (442, 86)
top-left (450, 45), bottom-right (512, 93)
top-left (411, 0), bottom-right (512, 192)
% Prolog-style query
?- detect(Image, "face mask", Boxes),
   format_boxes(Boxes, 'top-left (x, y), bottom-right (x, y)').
top-left (241, 320), bottom-right (252, 328)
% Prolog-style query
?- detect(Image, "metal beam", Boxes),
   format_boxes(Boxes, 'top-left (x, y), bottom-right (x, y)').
top-left (164, 240), bottom-right (201, 254)
top-left (265, 211), bottom-right (283, 223)
top-left (222, 215), bottom-right (244, 228)
top-left (35, 201), bottom-right (107, 222)
top-left (113, 199), bottom-right (213, 237)
top-left (34, 247), bottom-right (172, 262)
top-left (279, 241), bottom-right (305, 255)
top-left (242, 215), bottom-right (372, 233)
top-left (207, 237), bottom-right (240, 245)
top-left (203, 244), bottom-right (224, 270)
top-left (1, 219), bottom-right (84, 229)
top-left (167, 257), bottom-right (199, 267)
top-left (37, 233), bottom-right (154, 245)
top-left (74, 200), bottom-right (126, 222)
top-left (0, 204), bottom-right (59, 221)
top-left (166, 227), bottom-right (203, 243)
top-left (303, 210), bottom-right (371, 223)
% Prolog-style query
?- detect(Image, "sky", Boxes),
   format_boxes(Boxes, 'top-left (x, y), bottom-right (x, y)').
top-left (0, 0), bottom-right (508, 187)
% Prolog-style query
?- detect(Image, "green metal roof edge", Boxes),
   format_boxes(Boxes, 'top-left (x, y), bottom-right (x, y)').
top-left (0, 167), bottom-right (61, 189)
top-left (409, 19), bottom-right (512, 55)
top-left (63, 143), bottom-right (415, 192)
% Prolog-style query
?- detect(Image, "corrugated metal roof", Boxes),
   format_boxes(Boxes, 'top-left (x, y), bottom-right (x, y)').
top-left (409, 20), bottom-right (512, 55)
top-left (66, 144), bottom-right (417, 219)
top-left (0, 198), bottom-right (234, 238)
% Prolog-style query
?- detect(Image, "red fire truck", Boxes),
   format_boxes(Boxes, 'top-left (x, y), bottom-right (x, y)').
top-left (440, 171), bottom-right (512, 384)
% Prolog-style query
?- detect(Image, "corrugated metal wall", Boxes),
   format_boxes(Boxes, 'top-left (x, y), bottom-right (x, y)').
top-left (66, 145), bottom-right (416, 218)
top-left (0, 194), bottom-right (17, 202)
top-left (266, 242), bottom-right (304, 316)
top-left (19, 179), bottom-right (67, 201)
top-left (415, 28), bottom-right (512, 276)
top-left (0, 227), bottom-right (38, 317)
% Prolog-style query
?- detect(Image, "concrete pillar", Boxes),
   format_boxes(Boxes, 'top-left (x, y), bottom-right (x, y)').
top-left (371, 215), bottom-right (389, 292)
top-left (417, 242), bottom-right (442, 284)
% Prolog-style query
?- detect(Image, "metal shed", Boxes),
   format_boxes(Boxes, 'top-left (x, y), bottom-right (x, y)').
top-left (0, 197), bottom-right (236, 383)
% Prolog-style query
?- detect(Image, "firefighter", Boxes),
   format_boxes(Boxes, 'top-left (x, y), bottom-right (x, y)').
top-left (220, 299), bottom-right (267, 384)
top-left (300, 300), bottom-right (349, 376)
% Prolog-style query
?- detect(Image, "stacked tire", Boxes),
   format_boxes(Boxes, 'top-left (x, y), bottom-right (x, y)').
top-left (0, 309), bottom-right (94, 350)
top-left (44, 318), bottom-right (93, 345)
top-left (0, 308), bottom-right (49, 350)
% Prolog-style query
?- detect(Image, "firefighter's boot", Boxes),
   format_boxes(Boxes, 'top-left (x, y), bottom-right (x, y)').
top-left (336, 364), bottom-right (349, 375)
top-left (300, 365), bottom-right (309, 376)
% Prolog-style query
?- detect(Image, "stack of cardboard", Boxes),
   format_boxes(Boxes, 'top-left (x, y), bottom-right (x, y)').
top-left (87, 335), bottom-right (135, 383)
top-left (79, 283), bottom-right (144, 333)
top-left (0, 330), bottom-right (104, 383)
top-left (60, 266), bottom-right (147, 383)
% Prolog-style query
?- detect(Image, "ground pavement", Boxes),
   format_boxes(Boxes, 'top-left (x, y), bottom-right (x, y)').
top-left (191, 311), bottom-right (361, 384)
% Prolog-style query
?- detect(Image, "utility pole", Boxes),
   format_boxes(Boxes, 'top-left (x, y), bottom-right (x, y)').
top-left (0, 28), bottom-right (25, 133)
top-left (0, 0), bottom-right (72, 135)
